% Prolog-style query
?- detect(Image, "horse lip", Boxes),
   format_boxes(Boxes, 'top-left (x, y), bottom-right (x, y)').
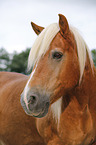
top-left (30, 101), bottom-right (50, 118)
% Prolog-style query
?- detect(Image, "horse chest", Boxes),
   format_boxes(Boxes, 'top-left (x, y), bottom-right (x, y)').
top-left (37, 99), bottom-right (95, 145)
top-left (58, 102), bottom-right (95, 145)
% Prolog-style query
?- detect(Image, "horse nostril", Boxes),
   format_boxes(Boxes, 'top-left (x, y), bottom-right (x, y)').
top-left (28, 95), bottom-right (37, 105)
top-left (28, 95), bottom-right (38, 111)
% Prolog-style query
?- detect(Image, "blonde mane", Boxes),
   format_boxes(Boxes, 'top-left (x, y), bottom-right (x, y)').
top-left (70, 26), bottom-right (93, 83)
top-left (28, 22), bottom-right (94, 124)
top-left (28, 23), bottom-right (60, 70)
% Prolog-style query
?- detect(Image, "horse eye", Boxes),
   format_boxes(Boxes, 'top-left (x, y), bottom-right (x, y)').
top-left (52, 51), bottom-right (63, 60)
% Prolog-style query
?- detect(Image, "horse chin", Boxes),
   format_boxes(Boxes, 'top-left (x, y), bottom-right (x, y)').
top-left (30, 105), bottom-right (49, 118)
top-left (23, 102), bottom-right (49, 118)
top-left (32, 111), bottom-right (47, 118)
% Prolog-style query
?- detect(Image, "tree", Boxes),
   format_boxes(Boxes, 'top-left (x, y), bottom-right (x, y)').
top-left (0, 48), bottom-right (10, 71)
top-left (91, 49), bottom-right (96, 67)
top-left (8, 48), bottom-right (30, 74)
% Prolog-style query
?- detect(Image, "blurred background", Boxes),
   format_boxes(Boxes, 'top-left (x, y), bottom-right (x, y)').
top-left (0, 0), bottom-right (96, 74)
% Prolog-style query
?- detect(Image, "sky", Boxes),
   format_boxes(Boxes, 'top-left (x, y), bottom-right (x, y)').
top-left (0, 0), bottom-right (96, 53)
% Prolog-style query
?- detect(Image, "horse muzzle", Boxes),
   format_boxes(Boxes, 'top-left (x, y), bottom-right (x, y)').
top-left (20, 88), bottom-right (50, 118)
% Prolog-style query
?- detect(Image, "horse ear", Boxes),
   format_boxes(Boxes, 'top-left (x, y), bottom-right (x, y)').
top-left (31, 22), bottom-right (44, 35)
top-left (58, 14), bottom-right (69, 36)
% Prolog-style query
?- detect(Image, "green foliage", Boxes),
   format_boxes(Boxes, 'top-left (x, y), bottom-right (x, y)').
top-left (0, 48), bottom-right (9, 61)
top-left (0, 48), bottom-right (10, 71)
top-left (0, 48), bottom-right (30, 74)
top-left (8, 48), bottom-right (30, 74)
top-left (91, 49), bottom-right (96, 67)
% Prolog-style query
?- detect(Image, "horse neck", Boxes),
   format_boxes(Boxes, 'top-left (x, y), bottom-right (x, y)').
top-left (72, 57), bottom-right (96, 109)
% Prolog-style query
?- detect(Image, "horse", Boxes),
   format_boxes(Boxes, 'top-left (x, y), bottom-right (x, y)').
top-left (0, 14), bottom-right (96, 145)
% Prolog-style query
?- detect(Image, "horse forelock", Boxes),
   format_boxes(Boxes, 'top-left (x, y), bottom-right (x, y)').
top-left (27, 23), bottom-right (60, 71)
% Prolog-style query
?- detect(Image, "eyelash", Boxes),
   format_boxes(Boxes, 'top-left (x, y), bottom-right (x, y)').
top-left (52, 51), bottom-right (63, 60)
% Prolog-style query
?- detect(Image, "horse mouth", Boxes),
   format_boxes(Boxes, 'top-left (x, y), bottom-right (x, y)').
top-left (30, 102), bottom-right (50, 118)
top-left (21, 95), bottom-right (50, 118)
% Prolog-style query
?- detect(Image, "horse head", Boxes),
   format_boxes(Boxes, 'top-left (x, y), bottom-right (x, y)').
top-left (20, 14), bottom-right (92, 118)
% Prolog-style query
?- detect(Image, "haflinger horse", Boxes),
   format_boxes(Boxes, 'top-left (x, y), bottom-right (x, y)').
top-left (0, 14), bottom-right (96, 145)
